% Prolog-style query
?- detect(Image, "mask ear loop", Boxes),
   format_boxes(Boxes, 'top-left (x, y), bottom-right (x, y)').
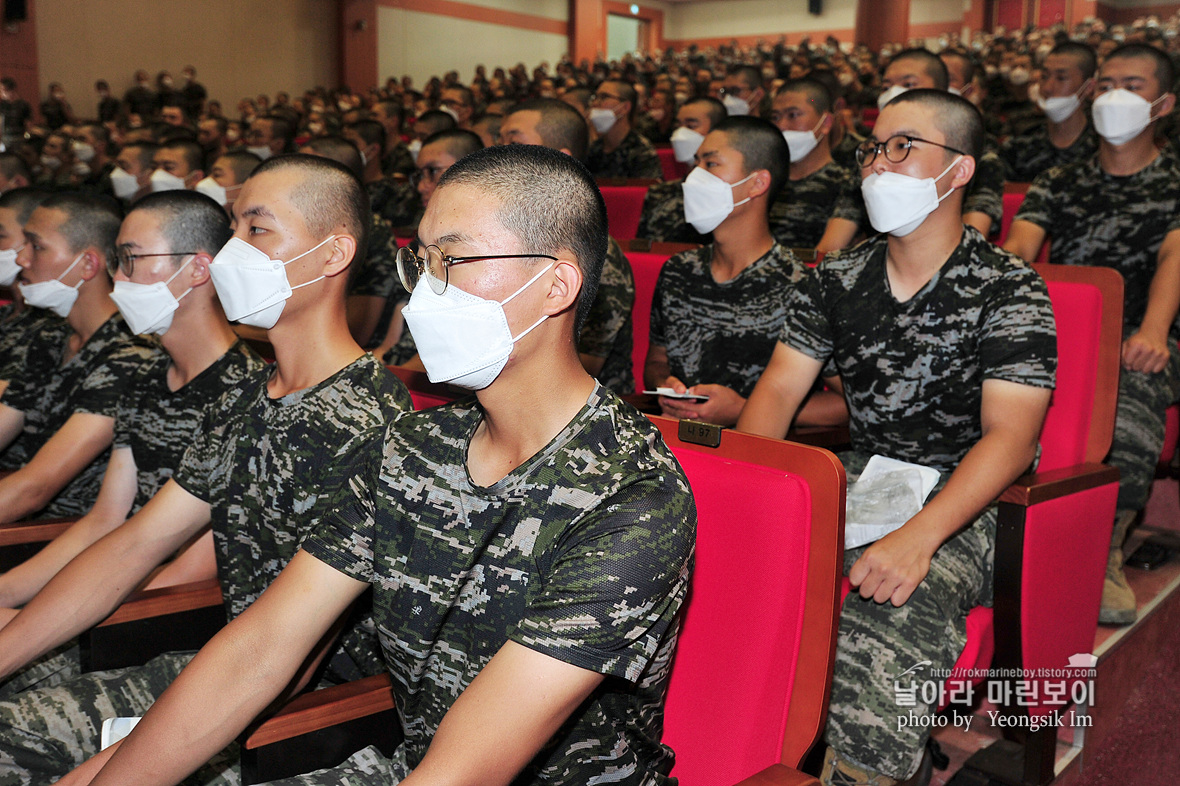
top-left (730, 171), bottom-right (758, 209)
top-left (933, 155), bottom-right (965, 204)
top-left (165, 254), bottom-right (196, 303)
top-left (284, 235), bottom-right (338, 292)
top-left (500, 262), bottom-right (555, 341)
top-left (59, 251), bottom-right (86, 289)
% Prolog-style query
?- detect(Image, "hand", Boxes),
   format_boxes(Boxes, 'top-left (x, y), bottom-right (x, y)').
top-left (1122, 329), bottom-right (1171, 374)
top-left (848, 519), bottom-right (939, 607)
top-left (659, 382), bottom-right (746, 426)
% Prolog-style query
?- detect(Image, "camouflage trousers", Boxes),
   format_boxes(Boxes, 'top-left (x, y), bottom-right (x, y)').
top-left (0, 651), bottom-right (239, 786)
top-left (0, 643), bottom-right (80, 700)
top-left (824, 502), bottom-right (995, 781)
top-left (1109, 339), bottom-right (1180, 513)
top-left (259, 744), bottom-right (399, 785)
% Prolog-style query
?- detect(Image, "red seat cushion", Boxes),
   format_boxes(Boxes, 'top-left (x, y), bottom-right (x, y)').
top-left (600, 185), bottom-right (649, 241)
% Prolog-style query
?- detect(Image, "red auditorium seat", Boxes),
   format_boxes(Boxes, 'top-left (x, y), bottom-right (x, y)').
top-left (598, 177), bottom-right (659, 241)
top-left (657, 146), bottom-right (689, 181)
top-left (998, 183), bottom-right (1048, 264)
top-left (623, 239), bottom-right (700, 393)
top-left (239, 417), bottom-right (847, 786)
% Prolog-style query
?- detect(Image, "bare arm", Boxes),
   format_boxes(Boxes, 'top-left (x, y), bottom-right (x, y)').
top-left (0, 412), bottom-right (116, 523)
top-left (84, 550), bottom-right (367, 786)
top-left (643, 343), bottom-right (672, 391)
top-left (849, 378), bottom-right (1051, 607)
top-left (0, 479), bottom-right (211, 680)
top-left (0, 404), bottom-right (25, 453)
top-left (1122, 228), bottom-right (1180, 374)
top-left (816, 218), bottom-right (860, 255)
top-left (142, 528), bottom-right (217, 590)
top-left (1001, 220), bottom-right (1048, 264)
top-left (794, 376), bottom-right (849, 428)
top-left (401, 641), bottom-right (604, 786)
top-left (0, 446), bottom-right (137, 608)
top-left (963, 212), bottom-right (993, 237)
top-left (735, 342), bottom-right (826, 438)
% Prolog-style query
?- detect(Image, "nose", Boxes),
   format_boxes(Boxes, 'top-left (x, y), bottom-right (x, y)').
top-left (15, 244), bottom-right (31, 269)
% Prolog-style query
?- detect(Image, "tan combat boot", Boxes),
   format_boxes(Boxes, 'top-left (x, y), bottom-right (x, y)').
top-left (1098, 509), bottom-right (1138, 626)
top-left (821, 747), bottom-right (899, 786)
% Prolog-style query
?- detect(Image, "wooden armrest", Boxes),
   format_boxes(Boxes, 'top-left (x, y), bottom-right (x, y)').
top-left (787, 425), bottom-right (851, 450)
top-left (97, 578), bottom-right (222, 627)
top-left (998, 463), bottom-right (1119, 507)
top-left (0, 517), bottom-right (78, 547)
top-left (734, 763), bottom-right (821, 786)
top-left (244, 673), bottom-right (395, 749)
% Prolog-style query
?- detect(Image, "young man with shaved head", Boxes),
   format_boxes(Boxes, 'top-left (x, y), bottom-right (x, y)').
top-left (740, 90), bottom-right (1056, 785)
top-left (0, 155), bottom-right (412, 785)
top-left (585, 79), bottom-right (663, 179)
top-left (55, 144), bottom-right (694, 786)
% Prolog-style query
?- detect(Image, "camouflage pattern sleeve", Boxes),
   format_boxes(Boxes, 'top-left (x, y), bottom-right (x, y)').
top-left (963, 148), bottom-right (1004, 226)
top-left (368, 178), bottom-right (422, 229)
top-left (977, 260), bottom-right (1058, 389)
top-left (635, 181), bottom-right (710, 245)
top-left (577, 239), bottom-right (636, 395)
top-left (382, 144), bottom-right (416, 178)
top-left (1011, 165), bottom-right (1063, 231)
top-left (349, 214), bottom-right (400, 299)
top-left (73, 339), bottom-right (161, 419)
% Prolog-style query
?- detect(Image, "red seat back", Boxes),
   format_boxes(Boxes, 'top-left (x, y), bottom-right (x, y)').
top-left (624, 242), bottom-right (699, 392)
top-left (656, 147), bottom-right (688, 181)
top-left (651, 418), bottom-right (844, 784)
top-left (599, 181), bottom-right (656, 241)
top-left (387, 366), bottom-right (457, 410)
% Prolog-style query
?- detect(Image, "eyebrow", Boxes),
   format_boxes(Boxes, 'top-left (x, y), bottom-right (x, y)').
top-left (23, 231), bottom-right (40, 244)
top-left (241, 205), bottom-right (276, 221)
top-left (433, 231), bottom-right (473, 246)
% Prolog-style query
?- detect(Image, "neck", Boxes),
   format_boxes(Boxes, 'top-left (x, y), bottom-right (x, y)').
top-left (603, 119), bottom-right (630, 150)
top-left (883, 206), bottom-right (965, 302)
top-left (470, 336), bottom-right (596, 487)
top-left (710, 208), bottom-right (775, 281)
top-left (264, 293), bottom-right (364, 398)
top-left (68, 283), bottom-right (118, 343)
top-left (160, 296), bottom-right (239, 389)
top-left (1098, 130), bottom-right (1159, 176)
top-left (1047, 110), bottom-right (1088, 147)
top-left (790, 143), bottom-right (833, 180)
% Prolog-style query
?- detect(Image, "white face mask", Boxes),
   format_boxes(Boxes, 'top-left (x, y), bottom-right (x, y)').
top-left (110, 167), bottom-right (140, 200)
top-left (19, 250), bottom-right (86, 317)
top-left (1008, 68), bottom-right (1030, 86)
top-left (722, 93), bottom-right (750, 116)
top-left (1036, 88), bottom-right (1083, 123)
top-left (74, 142), bottom-right (96, 163)
top-left (402, 264), bottom-right (553, 390)
top-left (0, 245), bottom-right (23, 286)
top-left (861, 156), bottom-right (962, 237)
top-left (1092, 88), bottom-right (1164, 146)
top-left (670, 126), bottom-right (705, 163)
top-left (247, 145), bottom-right (273, 161)
top-left (408, 138), bottom-right (423, 164)
top-left (877, 84), bottom-right (909, 110)
top-left (439, 105), bottom-right (460, 122)
top-left (150, 168), bottom-right (187, 192)
top-left (681, 167), bottom-right (756, 234)
top-left (195, 176), bottom-right (230, 206)
top-left (589, 107), bottom-right (618, 134)
top-left (208, 235), bottom-right (335, 329)
top-left (781, 113), bottom-right (826, 162)
top-left (109, 255), bottom-right (194, 335)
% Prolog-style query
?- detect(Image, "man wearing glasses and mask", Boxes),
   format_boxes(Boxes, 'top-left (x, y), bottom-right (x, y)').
top-left (585, 80), bottom-right (663, 179)
top-left (739, 90), bottom-right (1057, 786)
top-left (55, 144), bottom-right (695, 786)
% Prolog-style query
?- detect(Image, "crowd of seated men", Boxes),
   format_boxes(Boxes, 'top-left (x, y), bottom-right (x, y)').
top-left (0, 12), bottom-right (1177, 785)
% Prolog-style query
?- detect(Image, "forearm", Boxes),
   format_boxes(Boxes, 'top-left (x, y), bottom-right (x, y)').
top-left (143, 529), bottom-right (217, 590)
top-left (963, 212), bottom-right (993, 237)
top-left (0, 512), bottom-right (118, 607)
top-left (1138, 251), bottom-right (1180, 341)
top-left (0, 470), bottom-right (62, 523)
top-left (643, 348), bottom-right (671, 390)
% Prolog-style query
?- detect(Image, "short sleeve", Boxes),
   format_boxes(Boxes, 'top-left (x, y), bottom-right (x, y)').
top-left (963, 149), bottom-right (1004, 225)
top-left (578, 242), bottom-right (634, 359)
top-left (979, 268), bottom-right (1057, 389)
top-left (509, 472), bottom-right (695, 682)
top-left (778, 270), bottom-right (835, 364)
top-left (73, 345), bottom-right (155, 419)
top-left (648, 264), bottom-right (671, 349)
top-left (1012, 168), bottom-right (1060, 231)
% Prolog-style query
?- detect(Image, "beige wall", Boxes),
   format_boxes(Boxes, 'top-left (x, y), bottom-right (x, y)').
top-left (35, 0), bottom-right (336, 117)
top-left (909, 0), bottom-right (965, 24)
top-left (376, 6), bottom-right (568, 90)
top-left (664, 0), bottom-right (859, 41)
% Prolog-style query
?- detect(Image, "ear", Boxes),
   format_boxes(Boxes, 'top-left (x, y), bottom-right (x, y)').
top-left (80, 249), bottom-right (105, 281)
top-left (323, 234), bottom-right (358, 278)
top-left (543, 258), bottom-right (582, 319)
top-left (187, 252), bottom-right (214, 286)
top-left (1156, 92), bottom-right (1175, 118)
top-left (819, 112), bottom-right (835, 136)
top-left (949, 155), bottom-right (976, 190)
top-left (747, 169), bottom-right (774, 201)
top-left (1079, 78), bottom-right (1096, 101)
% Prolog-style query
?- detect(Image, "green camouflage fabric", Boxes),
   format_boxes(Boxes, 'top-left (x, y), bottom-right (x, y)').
top-left (635, 180), bottom-right (711, 245)
top-left (829, 453), bottom-right (997, 781)
top-left (367, 177), bottom-right (422, 230)
top-left (300, 384), bottom-right (695, 786)
top-left (382, 320), bottom-right (418, 368)
top-left (0, 356), bottom-right (412, 786)
top-left (768, 160), bottom-right (866, 249)
top-left (781, 228), bottom-right (1057, 474)
top-left (780, 232), bottom-right (1054, 780)
top-left (999, 122), bottom-right (1100, 183)
top-left (831, 131), bottom-right (864, 174)
top-left (650, 243), bottom-right (808, 398)
top-left (579, 238), bottom-right (636, 395)
top-left (0, 309), bottom-right (70, 388)
top-left (1017, 152), bottom-right (1180, 511)
top-left (113, 341), bottom-right (265, 513)
top-left (349, 213), bottom-right (400, 300)
top-left (0, 314), bottom-right (161, 515)
top-left (1015, 151), bottom-right (1180, 335)
top-left (0, 652), bottom-right (243, 786)
top-left (963, 147), bottom-right (1004, 230)
top-left (586, 129), bottom-right (664, 179)
top-left (381, 143), bottom-right (416, 178)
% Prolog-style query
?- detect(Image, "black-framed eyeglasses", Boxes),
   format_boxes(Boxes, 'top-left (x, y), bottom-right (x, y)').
top-left (107, 249), bottom-right (196, 278)
top-left (395, 244), bottom-right (557, 295)
top-left (855, 134), bottom-right (967, 168)
top-left (590, 92), bottom-right (622, 104)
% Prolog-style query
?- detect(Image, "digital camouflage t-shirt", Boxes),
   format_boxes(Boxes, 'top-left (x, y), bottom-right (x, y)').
top-left (769, 160), bottom-right (866, 249)
top-left (304, 385), bottom-right (696, 785)
top-left (579, 238), bottom-right (636, 396)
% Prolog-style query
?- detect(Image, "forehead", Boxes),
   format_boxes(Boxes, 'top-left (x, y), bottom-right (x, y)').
top-left (0, 207), bottom-right (19, 231)
top-left (154, 148), bottom-right (185, 163)
top-left (235, 170), bottom-right (307, 232)
top-left (1100, 54), bottom-right (1159, 85)
top-left (699, 129), bottom-right (737, 156)
top-left (874, 102), bottom-right (942, 142)
top-left (26, 206), bottom-right (67, 238)
top-left (419, 183), bottom-right (508, 247)
top-left (885, 57), bottom-right (934, 84)
top-left (418, 143), bottom-right (456, 164)
top-left (117, 209), bottom-right (165, 245)
top-left (1044, 53), bottom-right (1083, 74)
top-left (501, 110), bottom-right (541, 137)
top-left (773, 90), bottom-right (818, 111)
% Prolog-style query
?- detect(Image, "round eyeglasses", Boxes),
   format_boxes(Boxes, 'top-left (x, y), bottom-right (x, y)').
top-left (107, 249), bottom-right (197, 278)
top-left (855, 134), bottom-right (967, 168)
top-left (395, 244), bottom-right (558, 295)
